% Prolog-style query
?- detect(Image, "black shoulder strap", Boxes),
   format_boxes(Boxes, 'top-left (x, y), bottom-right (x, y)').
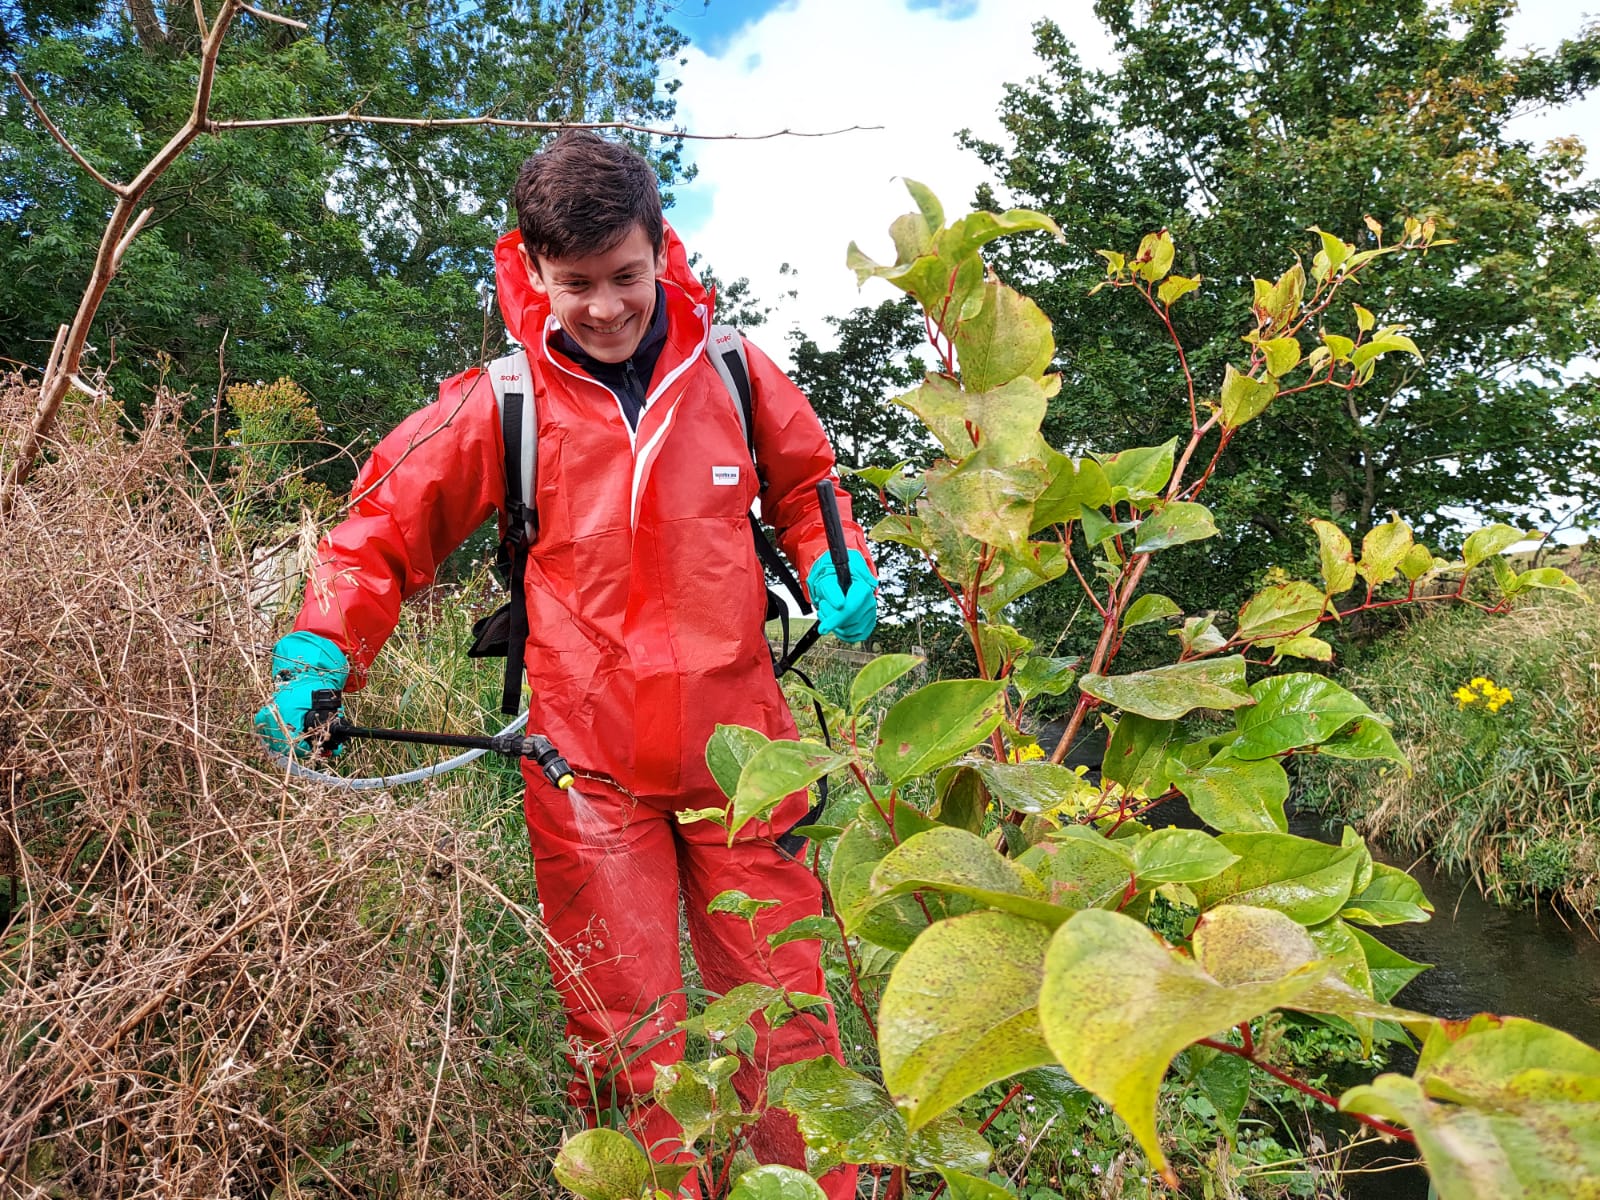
top-left (490, 350), bottom-right (535, 715)
top-left (706, 326), bottom-right (823, 676)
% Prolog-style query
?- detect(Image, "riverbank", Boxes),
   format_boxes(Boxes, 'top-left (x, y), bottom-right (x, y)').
top-left (1297, 582), bottom-right (1600, 919)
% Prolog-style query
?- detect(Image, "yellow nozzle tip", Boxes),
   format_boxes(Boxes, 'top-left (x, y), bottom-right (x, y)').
top-left (556, 774), bottom-right (574, 790)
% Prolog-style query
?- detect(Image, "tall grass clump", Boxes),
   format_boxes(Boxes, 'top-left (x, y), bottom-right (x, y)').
top-left (0, 375), bottom-right (576, 1199)
top-left (1298, 580), bottom-right (1600, 915)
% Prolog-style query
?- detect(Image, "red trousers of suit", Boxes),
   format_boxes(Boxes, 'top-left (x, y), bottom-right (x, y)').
top-left (521, 766), bottom-right (857, 1200)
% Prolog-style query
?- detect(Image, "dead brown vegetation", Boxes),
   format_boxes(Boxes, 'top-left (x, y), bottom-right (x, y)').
top-left (0, 377), bottom-right (570, 1198)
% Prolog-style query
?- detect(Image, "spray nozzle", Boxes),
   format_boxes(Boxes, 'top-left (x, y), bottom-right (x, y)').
top-left (527, 734), bottom-right (575, 790)
top-left (485, 731), bottom-right (573, 789)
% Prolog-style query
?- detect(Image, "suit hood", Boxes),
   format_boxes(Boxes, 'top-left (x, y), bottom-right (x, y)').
top-left (494, 221), bottom-right (710, 348)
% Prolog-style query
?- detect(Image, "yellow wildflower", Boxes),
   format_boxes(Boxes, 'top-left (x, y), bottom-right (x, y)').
top-left (1457, 676), bottom-right (1513, 713)
top-left (1011, 741), bottom-right (1045, 763)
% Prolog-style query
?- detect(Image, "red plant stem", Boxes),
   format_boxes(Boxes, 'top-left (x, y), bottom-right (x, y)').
top-left (926, 1079), bottom-right (1032, 1200)
top-left (1196, 1038), bottom-right (1416, 1143)
top-left (1165, 411), bottom-right (1221, 503)
top-left (1139, 283), bottom-right (1200, 432)
top-left (1177, 426), bottom-right (1233, 502)
top-left (1203, 585), bottom-right (1508, 662)
top-left (851, 763), bottom-right (895, 842)
top-left (1064, 541), bottom-right (1108, 617)
top-left (824, 886), bottom-right (878, 1042)
top-left (977, 1082), bottom-right (1028, 1134)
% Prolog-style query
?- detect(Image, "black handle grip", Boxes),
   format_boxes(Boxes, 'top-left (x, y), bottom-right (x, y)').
top-left (815, 479), bottom-right (852, 592)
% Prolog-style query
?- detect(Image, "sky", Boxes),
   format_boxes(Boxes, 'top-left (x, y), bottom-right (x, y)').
top-left (661, 0), bottom-right (1600, 364)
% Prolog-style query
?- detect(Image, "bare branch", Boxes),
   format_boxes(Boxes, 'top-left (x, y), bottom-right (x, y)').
top-left (240, 2), bottom-right (309, 29)
top-left (40, 323), bottom-right (69, 392)
top-left (9, 72), bottom-right (126, 196)
top-left (112, 207), bottom-right (155, 271)
top-left (207, 112), bottom-right (883, 140)
top-left (67, 373), bottom-right (104, 400)
top-left (1, 1), bottom-right (246, 515)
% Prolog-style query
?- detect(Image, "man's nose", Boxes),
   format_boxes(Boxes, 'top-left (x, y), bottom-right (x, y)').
top-left (588, 287), bottom-right (625, 322)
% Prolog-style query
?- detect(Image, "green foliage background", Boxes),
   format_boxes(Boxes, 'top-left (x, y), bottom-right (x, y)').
top-left (1, 0), bottom-right (686, 464)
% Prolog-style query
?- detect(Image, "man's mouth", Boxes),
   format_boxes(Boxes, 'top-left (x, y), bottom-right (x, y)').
top-left (588, 317), bottom-right (631, 336)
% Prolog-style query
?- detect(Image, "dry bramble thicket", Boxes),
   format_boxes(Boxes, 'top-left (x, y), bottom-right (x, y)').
top-left (0, 375), bottom-right (578, 1199)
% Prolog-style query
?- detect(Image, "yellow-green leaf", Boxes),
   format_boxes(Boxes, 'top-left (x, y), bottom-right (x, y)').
top-left (1080, 655), bottom-right (1254, 721)
top-left (1236, 581), bottom-right (1327, 644)
top-left (1461, 524), bottom-right (1526, 569)
top-left (876, 680), bottom-right (1008, 786)
top-left (1358, 516), bottom-right (1414, 589)
top-left (1133, 230), bottom-right (1175, 282)
top-left (1340, 1018), bottom-right (1600, 1200)
top-left (1220, 363), bottom-right (1278, 428)
top-left (1399, 543), bottom-right (1435, 582)
top-left (1257, 262), bottom-right (1305, 329)
top-left (1122, 593), bottom-right (1182, 630)
top-left (879, 911), bottom-right (1056, 1127)
top-left (1311, 519), bottom-right (1357, 596)
top-left (1261, 337), bottom-right (1302, 378)
top-left (1038, 909), bottom-right (1323, 1180)
top-left (955, 281), bottom-right (1055, 393)
top-left (1133, 501), bottom-right (1218, 553)
top-left (1157, 274), bottom-right (1201, 306)
top-left (1273, 634), bottom-right (1334, 662)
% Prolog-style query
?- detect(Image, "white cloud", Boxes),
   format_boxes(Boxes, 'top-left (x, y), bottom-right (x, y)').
top-left (666, 1), bottom-right (1600, 368)
top-left (667, 0), bottom-right (1112, 362)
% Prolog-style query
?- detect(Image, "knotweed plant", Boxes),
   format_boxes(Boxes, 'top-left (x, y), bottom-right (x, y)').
top-left (552, 186), bottom-right (1595, 1200)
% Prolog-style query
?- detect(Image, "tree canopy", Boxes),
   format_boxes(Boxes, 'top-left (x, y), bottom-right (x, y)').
top-left (2, 0), bottom-right (686, 451)
top-left (957, 0), bottom-right (1600, 610)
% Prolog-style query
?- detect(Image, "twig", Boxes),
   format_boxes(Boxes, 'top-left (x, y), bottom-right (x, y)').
top-left (111, 207), bottom-right (154, 269)
top-left (207, 113), bottom-right (883, 140)
top-left (1196, 1037), bottom-right (1416, 1143)
top-left (239, 1), bottom-right (308, 28)
top-left (8, 71), bottom-right (125, 196)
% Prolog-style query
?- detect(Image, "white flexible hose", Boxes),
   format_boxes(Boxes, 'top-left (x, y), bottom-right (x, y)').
top-left (265, 710), bottom-right (530, 790)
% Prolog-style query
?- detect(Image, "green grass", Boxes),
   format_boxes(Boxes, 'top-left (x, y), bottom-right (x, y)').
top-left (1297, 588), bottom-right (1600, 915)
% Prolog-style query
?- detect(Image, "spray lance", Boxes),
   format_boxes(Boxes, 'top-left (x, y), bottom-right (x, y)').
top-left (275, 481), bottom-right (855, 791)
top-left (298, 689), bottom-right (575, 791)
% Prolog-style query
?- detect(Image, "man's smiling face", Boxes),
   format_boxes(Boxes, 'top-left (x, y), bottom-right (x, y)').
top-left (522, 224), bottom-right (666, 363)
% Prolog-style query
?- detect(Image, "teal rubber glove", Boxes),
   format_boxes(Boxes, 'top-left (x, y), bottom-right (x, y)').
top-left (807, 549), bottom-right (878, 643)
top-left (255, 631), bottom-right (349, 757)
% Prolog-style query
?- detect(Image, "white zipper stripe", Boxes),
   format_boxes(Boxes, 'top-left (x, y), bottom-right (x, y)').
top-left (631, 400), bottom-right (682, 528)
top-left (629, 305), bottom-right (710, 528)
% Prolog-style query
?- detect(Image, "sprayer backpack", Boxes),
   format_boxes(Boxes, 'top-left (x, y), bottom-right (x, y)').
top-left (466, 326), bottom-right (821, 716)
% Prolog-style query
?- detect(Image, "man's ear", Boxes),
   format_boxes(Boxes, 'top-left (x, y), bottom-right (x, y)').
top-left (518, 243), bottom-right (548, 297)
top-left (653, 241), bottom-right (668, 279)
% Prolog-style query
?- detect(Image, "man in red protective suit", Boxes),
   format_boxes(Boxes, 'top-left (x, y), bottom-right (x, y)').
top-left (255, 131), bottom-right (875, 1198)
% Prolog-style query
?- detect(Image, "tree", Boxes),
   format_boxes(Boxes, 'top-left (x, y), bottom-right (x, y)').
top-left (963, 0), bottom-right (1600, 618)
top-left (1, 0), bottom-right (686, 463)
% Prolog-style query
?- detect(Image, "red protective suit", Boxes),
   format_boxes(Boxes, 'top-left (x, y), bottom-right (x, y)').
top-left (293, 224), bottom-right (869, 1196)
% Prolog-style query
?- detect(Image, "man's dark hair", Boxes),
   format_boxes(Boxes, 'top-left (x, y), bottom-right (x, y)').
top-left (513, 130), bottom-right (664, 263)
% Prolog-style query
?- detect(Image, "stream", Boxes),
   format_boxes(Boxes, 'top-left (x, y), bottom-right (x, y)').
top-left (1287, 807), bottom-right (1600, 1197)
